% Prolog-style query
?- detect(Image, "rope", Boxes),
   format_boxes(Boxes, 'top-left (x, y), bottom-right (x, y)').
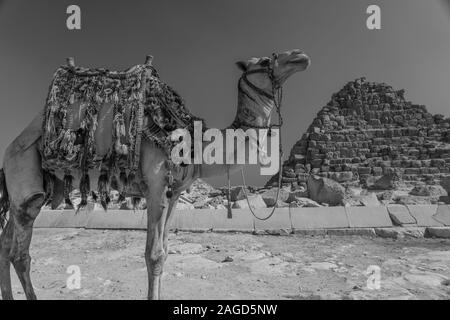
top-left (227, 166), bottom-right (233, 218)
top-left (240, 85), bottom-right (284, 221)
top-left (226, 57), bottom-right (285, 221)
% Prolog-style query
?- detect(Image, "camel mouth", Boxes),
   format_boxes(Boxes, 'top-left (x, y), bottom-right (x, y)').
top-left (287, 54), bottom-right (310, 66)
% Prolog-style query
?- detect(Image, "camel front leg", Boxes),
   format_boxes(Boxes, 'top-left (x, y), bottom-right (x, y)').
top-left (144, 186), bottom-right (179, 300)
top-left (159, 196), bottom-right (178, 297)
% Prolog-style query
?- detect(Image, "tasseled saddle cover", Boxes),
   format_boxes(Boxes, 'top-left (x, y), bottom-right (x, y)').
top-left (41, 58), bottom-right (203, 207)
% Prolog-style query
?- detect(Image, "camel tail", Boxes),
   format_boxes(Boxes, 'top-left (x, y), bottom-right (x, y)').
top-left (0, 168), bottom-right (10, 229)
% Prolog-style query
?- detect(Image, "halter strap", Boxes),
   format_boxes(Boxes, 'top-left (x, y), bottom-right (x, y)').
top-left (234, 54), bottom-right (282, 131)
top-left (227, 53), bottom-right (284, 221)
top-left (240, 69), bottom-right (275, 101)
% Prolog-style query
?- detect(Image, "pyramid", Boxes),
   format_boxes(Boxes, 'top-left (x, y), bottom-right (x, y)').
top-left (267, 77), bottom-right (450, 189)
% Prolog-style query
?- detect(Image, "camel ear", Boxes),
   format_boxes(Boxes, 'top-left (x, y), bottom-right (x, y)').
top-left (235, 61), bottom-right (248, 72)
top-left (145, 55), bottom-right (153, 66)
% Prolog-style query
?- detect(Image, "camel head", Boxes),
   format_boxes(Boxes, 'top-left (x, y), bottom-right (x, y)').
top-left (235, 49), bottom-right (310, 92)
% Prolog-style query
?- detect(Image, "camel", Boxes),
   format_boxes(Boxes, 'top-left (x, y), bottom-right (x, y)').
top-left (0, 49), bottom-right (310, 300)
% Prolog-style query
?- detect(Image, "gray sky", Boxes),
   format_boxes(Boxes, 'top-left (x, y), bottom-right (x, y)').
top-left (1, 0), bottom-right (450, 187)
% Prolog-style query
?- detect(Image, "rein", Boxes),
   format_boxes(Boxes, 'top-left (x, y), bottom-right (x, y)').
top-left (227, 54), bottom-right (284, 221)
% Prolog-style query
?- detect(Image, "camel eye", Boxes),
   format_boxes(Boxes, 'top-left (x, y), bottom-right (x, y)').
top-left (260, 59), bottom-right (270, 67)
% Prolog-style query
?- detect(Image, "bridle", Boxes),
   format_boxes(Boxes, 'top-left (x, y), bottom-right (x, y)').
top-left (226, 53), bottom-right (284, 221)
top-left (234, 53), bottom-right (283, 130)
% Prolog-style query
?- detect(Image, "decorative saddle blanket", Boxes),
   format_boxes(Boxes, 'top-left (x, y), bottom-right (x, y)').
top-left (41, 59), bottom-right (204, 206)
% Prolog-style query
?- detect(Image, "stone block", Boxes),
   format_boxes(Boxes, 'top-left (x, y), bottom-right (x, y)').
top-left (327, 228), bottom-right (376, 237)
top-left (86, 210), bottom-right (146, 229)
top-left (290, 207), bottom-right (349, 230)
top-left (345, 206), bottom-right (393, 228)
top-left (35, 210), bottom-right (91, 228)
top-left (433, 205), bottom-right (450, 226)
top-left (387, 205), bottom-right (416, 226)
top-left (292, 229), bottom-right (327, 236)
top-left (210, 209), bottom-right (254, 232)
top-left (407, 205), bottom-right (444, 227)
top-left (34, 210), bottom-right (63, 228)
top-left (425, 227), bottom-right (450, 239)
top-left (358, 167), bottom-right (372, 174)
top-left (253, 208), bottom-right (292, 232)
top-left (375, 227), bottom-right (425, 239)
top-left (173, 209), bottom-right (213, 231)
top-left (260, 188), bottom-right (290, 206)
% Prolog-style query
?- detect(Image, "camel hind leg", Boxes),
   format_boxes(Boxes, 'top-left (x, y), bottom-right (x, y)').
top-left (2, 139), bottom-right (45, 300)
top-left (0, 219), bottom-right (14, 300)
top-left (0, 195), bottom-right (44, 301)
top-left (9, 194), bottom-right (44, 300)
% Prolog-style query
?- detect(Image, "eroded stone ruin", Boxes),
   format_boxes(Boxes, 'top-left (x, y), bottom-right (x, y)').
top-left (267, 77), bottom-right (450, 190)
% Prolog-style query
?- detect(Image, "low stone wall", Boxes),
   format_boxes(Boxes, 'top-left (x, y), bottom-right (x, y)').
top-left (33, 205), bottom-right (450, 238)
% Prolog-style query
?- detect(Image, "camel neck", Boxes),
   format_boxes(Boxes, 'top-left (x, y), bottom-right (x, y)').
top-left (229, 79), bottom-right (275, 130)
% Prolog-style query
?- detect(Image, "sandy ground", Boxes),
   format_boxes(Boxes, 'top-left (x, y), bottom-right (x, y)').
top-left (6, 228), bottom-right (450, 300)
